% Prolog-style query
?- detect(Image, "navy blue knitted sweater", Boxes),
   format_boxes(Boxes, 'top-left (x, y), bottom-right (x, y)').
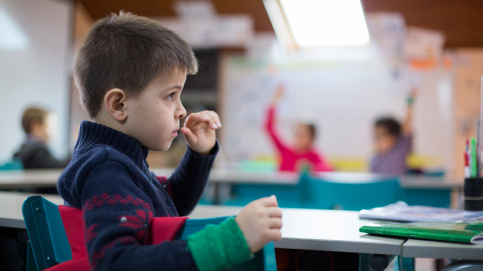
top-left (57, 121), bottom-right (218, 270)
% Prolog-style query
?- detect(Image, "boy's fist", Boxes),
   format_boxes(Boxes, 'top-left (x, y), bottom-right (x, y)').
top-left (180, 110), bottom-right (221, 155)
top-left (236, 195), bottom-right (283, 253)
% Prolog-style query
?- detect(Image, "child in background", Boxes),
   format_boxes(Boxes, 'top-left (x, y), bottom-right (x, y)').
top-left (57, 12), bottom-right (282, 271)
top-left (370, 91), bottom-right (416, 175)
top-left (13, 107), bottom-right (69, 169)
top-left (265, 85), bottom-right (332, 172)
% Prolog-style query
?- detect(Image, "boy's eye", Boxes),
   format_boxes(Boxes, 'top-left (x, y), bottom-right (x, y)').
top-left (167, 92), bottom-right (176, 101)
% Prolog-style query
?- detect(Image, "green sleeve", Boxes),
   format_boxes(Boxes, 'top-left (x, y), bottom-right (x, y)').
top-left (187, 217), bottom-right (253, 271)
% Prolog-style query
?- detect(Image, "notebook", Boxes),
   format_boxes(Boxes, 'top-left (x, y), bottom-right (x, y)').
top-left (360, 222), bottom-right (483, 244)
top-left (359, 201), bottom-right (483, 223)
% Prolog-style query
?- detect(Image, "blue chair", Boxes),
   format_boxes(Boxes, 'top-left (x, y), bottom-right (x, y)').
top-left (224, 183), bottom-right (305, 208)
top-left (300, 172), bottom-right (403, 211)
top-left (0, 158), bottom-right (23, 170)
top-left (22, 196), bottom-right (276, 271)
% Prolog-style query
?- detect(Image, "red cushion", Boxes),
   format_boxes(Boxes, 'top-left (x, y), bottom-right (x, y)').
top-left (45, 258), bottom-right (90, 271)
top-left (59, 205), bottom-right (88, 259)
top-left (149, 216), bottom-right (188, 245)
top-left (57, 205), bottom-right (188, 269)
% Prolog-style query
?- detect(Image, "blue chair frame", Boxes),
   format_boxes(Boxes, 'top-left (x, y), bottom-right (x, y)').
top-left (22, 196), bottom-right (276, 271)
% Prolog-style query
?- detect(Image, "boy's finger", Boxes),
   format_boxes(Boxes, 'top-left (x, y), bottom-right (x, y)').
top-left (200, 111), bottom-right (219, 129)
top-left (188, 112), bottom-right (217, 130)
top-left (205, 111), bottom-right (222, 127)
top-left (267, 207), bottom-right (283, 218)
top-left (180, 127), bottom-right (196, 144)
top-left (268, 217), bottom-right (283, 229)
top-left (267, 229), bottom-right (282, 241)
top-left (183, 115), bottom-right (195, 127)
top-left (257, 196), bottom-right (278, 207)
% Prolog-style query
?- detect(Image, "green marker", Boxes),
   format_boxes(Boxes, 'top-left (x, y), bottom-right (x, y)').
top-left (471, 137), bottom-right (477, 178)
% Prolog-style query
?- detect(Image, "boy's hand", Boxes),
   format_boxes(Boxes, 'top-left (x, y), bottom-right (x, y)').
top-left (180, 110), bottom-right (221, 155)
top-left (236, 195), bottom-right (283, 253)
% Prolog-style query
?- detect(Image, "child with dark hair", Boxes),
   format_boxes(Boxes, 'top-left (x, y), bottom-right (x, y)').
top-left (58, 12), bottom-right (282, 271)
top-left (13, 107), bottom-right (69, 169)
top-left (370, 91), bottom-right (416, 175)
top-left (265, 85), bottom-right (332, 172)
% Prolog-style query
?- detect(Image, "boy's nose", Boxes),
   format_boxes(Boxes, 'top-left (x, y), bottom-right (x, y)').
top-left (177, 105), bottom-right (187, 119)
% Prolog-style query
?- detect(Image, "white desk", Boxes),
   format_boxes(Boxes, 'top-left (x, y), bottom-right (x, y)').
top-left (275, 208), bottom-right (404, 255)
top-left (403, 239), bottom-right (483, 260)
top-left (0, 191), bottom-right (63, 229)
top-left (0, 191), bottom-right (242, 229)
top-left (0, 191), bottom-right (403, 256)
top-left (399, 175), bottom-right (462, 190)
top-left (0, 169), bottom-right (463, 189)
top-left (4, 191), bottom-right (483, 262)
top-left (0, 169), bottom-right (62, 188)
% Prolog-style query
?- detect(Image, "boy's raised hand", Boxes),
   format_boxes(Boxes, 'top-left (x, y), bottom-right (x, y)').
top-left (236, 195), bottom-right (283, 253)
top-left (180, 110), bottom-right (221, 155)
top-left (272, 84), bottom-right (285, 104)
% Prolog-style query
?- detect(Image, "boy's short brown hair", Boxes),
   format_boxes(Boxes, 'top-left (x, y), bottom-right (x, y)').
top-left (74, 12), bottom-right (198, 119)
top-left (21, 107), bottom-right (50, 134)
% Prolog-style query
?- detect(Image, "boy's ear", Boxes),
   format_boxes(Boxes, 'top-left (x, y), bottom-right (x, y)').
top-left (104, 88), bottom-right (128, 122)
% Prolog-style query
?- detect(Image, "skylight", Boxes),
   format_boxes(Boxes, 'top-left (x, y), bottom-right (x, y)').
top-left (266, 0), bottom-right (370, 48)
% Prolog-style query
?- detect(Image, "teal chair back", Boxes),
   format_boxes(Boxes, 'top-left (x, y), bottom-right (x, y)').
top-left (300, 172), bottom-right (403, 211)
top-left (23, 196), bottom-right (72, 270)
top-left (0, 158), bottom-right (23, 170)
top-left (23, 196), bottom-right (276, 271)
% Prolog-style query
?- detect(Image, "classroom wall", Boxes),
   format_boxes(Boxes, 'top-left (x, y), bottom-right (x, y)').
top-left (220, 34), bottom-right (454, 172)
top-left (0, 0), bottom-right (72, 162)
top-left (452, 49), bottom-right (483, 179)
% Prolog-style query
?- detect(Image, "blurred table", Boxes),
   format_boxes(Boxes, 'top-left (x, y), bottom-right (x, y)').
top-left (0, 169), bottom-right (463, 206)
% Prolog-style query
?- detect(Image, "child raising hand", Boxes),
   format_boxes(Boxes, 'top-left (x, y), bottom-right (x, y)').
top-left (265, 84), bottom-right (332, 172)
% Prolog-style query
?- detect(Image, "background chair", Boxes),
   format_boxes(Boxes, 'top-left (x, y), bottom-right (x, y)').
top-left (300, 172), bottom-right (403, 211)
top-left (0, 158), bottom-right (23, 170)
top-left (23, 196), bottom-right (276, 271)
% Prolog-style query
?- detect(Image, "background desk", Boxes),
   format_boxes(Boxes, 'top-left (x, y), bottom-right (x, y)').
top-left (0, 170), bottom-right (62, 189)
top-left (0, 191), bottom-right (63, 229)
top-left (0, 169), bottom-right (463, 208)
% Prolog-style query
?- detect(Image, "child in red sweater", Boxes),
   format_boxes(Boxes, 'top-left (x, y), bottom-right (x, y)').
top-left (265, 85), bottom-right (332, 172)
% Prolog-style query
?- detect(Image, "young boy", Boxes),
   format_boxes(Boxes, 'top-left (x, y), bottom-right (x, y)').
top-left (57, 12), bottom-right (282, 270)
top-left (13, 107), bottom-right (69, 169)
top-left (265, 85), bottom-right (332, 172)
top-left (370, 91), bottom-right (416, 175)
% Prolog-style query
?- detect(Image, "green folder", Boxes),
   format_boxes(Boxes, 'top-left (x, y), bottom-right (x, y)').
top-left (360, 222), bottom-right (483, 244)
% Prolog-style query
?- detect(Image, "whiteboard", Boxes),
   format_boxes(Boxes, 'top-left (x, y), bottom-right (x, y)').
top-left (220, 55), bottom-right (454, 171)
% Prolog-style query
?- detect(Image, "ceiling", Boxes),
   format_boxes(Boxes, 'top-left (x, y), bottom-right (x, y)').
top-left (77, 0), bottom-right (483, 48)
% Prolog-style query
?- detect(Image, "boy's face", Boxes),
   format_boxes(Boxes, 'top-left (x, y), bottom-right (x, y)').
top-left (374, 126), bottom-right (396, 154)
top-left (294, 123), bottom-right (314, 152)
top-left (124, 68), bottom-right (187, 151)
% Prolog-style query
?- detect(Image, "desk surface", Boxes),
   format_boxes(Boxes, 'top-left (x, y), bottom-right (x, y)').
top-left (0, 169), bottom-right (63, 188)
top-left (0, 191), bottom-right (63, 229)
top-left (3, 191), bottom-right (483, 259)
top-left (402, 238), bottom-right (483, 260)
top-left (276, 208), bottom-right (404, 255)
top-left (0, 169), bottom-right (462, 189)
top-left (0, 191), bottom-right (402, 255)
